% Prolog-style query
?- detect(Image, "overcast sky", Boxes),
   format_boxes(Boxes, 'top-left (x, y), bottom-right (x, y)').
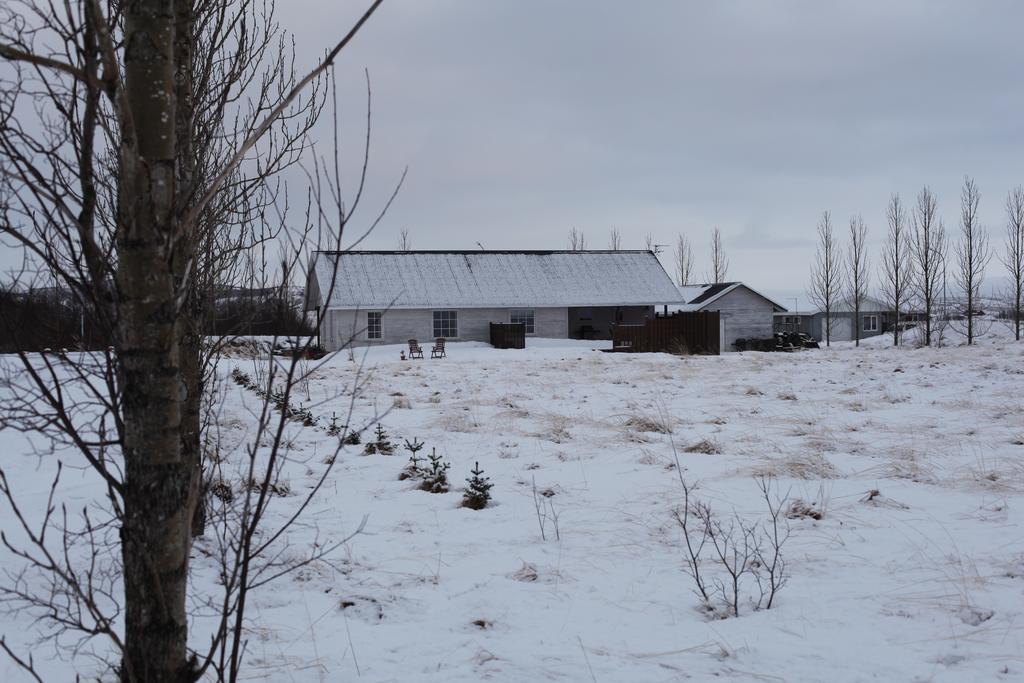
top-left (280, 0), bottom-right (1022, 308)
top-left (4, 1), bottom-right (1021, 309)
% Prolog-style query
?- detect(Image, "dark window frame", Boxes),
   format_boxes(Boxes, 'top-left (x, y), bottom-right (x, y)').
top-left (433, 310), bottom-right (458, 338)
top-left (509, 308), bottom-right (535, 334)
top-left (366, 310), bottom-right (382, 339)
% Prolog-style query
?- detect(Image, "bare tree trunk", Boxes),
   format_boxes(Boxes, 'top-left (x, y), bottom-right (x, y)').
top-left (675, 233), bottom-right (694, 285)
top-left (708, 227), bottom-right (728, 283)
top-left (568, 226), bottom-right (586, 251)
top-left (912, 186), bottom-right (945, 346)
top-left (171, 0), bottom-right (206, 540)
top-left (1003, 186), bottom-right (1024, 341)
top-left (808, 211), bottom-right (841, 346)
top-left (847, 215), bottom-right (869, 347)
top-left (880, 194), bottom-right (913, 346)
top-left (955, 176), bottom-right (991, 345)
top-left (118, 2), bottom-right (195, 679)
top-left (398, 226), bottom-right (411, 251)
top-left (608, 227), bottom-right (621, 250)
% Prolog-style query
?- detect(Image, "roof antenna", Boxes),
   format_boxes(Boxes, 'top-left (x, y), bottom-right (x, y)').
top-left (476, 242), bottom-right (485, 250)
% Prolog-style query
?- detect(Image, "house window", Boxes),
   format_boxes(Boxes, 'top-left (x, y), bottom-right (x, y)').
top-left (510, 309), bottom-right (535, 334)
top-left (366, 311), bottom-right (382, 339)
top-left (863, 315), bottom-right (878, 332)
top-left (433, 310), bottom-right (457, 338)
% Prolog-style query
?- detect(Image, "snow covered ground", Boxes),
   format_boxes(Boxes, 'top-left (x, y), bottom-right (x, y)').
top-left (2, 322), bottom-right (1023, 681)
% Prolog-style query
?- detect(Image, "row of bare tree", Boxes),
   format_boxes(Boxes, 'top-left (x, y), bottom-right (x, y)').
top-left (566, 226), bottom-right (728, 285)
top-left (810, 177), bottom-right (1023, 347)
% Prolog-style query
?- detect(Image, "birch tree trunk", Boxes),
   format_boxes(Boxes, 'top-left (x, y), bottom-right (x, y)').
top-left (118, 2), bottom-right (195, 679)
top-left (171, 0), bottom-right (206, 538)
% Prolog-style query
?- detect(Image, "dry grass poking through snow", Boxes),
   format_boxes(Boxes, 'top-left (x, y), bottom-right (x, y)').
top-left (753, 451), bottom-right (839, 480)
top-left (5, 333), bottom-right (1024, 682)
top-left (684, 438), bottom-right (722, 455)
top-left (624, 414), bottom-right (674, 434)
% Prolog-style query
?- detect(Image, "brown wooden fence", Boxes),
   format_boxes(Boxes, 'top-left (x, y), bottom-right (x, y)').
top-left (490, 322), bottom-right (526, 349)
top-left (611, 311), bottom-right (720, 354)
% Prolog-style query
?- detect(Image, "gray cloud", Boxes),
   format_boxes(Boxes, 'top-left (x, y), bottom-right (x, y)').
top-left (6, 1), bottom-right (1023, 307)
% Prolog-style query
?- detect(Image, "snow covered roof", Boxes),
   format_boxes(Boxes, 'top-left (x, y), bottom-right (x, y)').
top-left (828, 295), bottom-right (890, 313)
top-left (308, 250), bottom-right (684, 310)
top-left (670, 282), bottom-right (788, 312)
top-left (794, 296), bottom-right (892, 315)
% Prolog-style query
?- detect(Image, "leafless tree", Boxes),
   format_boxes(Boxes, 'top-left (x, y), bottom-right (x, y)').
top-left (568, 226), bottom-right (586, 251)
top-left (846, 215), bottom-right (869, 347)
top-left (675, 233), bottom-right (694, 285)
top-left (0, 0), bottom-right (387, 680)
top-left (608, 227), bottom-right (622, 250)
top-left (808, 211), bottom-right (842, 346)
top-left (673, 475), bottom-right (789, 618)
top-left (911, 186), bottom-right (946, 346)
top-left (398, 226), bottom-right (412, 251)
top-left (643, 232), bottom-right (655, 252)
top-left (954, 176), bottom-right (992, 345)
top-left (879, 194), bottom-right (914, 346)
top-left (1002, 186), bottom-right (1024, 340)
top-left (708, 227), bottom-right (728, 283)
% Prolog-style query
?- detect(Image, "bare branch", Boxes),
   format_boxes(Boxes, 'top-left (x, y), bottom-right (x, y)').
top-left (954, 176), bottom-right (992, 344)
top-left (185, 0), bottom-right (386, 230)
top-left (808, 211), bottom-right (842, 346)
top-left (846, 214), bottom-right (869, 347)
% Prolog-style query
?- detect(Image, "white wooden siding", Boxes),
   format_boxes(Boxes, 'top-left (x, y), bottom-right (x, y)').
top-left (702, 286), bottom-right (774, 351)
top-left (322, 307), bottom-right (569, 349)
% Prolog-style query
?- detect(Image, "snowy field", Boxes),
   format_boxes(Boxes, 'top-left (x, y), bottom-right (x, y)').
top-left (2, 323), bottom-right (1024, 681)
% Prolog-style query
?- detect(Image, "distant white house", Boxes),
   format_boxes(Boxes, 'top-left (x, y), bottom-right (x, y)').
top-left (305, 250), bottom-right (684, 350)
top-left (775, 295), bottom-right (893, 342)
top-left (670, 282), bottom-right (787, 351)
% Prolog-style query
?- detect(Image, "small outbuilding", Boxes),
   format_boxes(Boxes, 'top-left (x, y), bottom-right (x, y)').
top-left (305, 250), bottom-right (684, 350)
top-left (671, 282), bottom-right (787, 351)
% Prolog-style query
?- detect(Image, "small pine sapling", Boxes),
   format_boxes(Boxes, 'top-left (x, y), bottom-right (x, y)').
top-left (328, 412), bottom-right (342, 437)
top-left (462, 461), bottom-right (493, 510)
top-left (364, 423), bottom-right (395, 455)
top-left (419, 448), bottom-right (451, 493)
top-left (399, 437), bottom-right (426, 480)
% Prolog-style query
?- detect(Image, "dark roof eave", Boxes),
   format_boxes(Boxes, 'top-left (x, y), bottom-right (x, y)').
top-left (324, 300), bottom-right (688, 310)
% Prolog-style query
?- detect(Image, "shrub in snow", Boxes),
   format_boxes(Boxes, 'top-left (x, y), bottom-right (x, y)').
top-left (684, 438), bottom-right (721, 455)
top-left (399, 437), bottom-right (426, 480)
top-left (786, 498), bottom-right (823, 520)
top-left (327, 412), bottom-right (343, 437)
top-left (207, 478), bottom-right (234, 504)
top-left (625, 415), bottom-right (673, 434)
top-left (462, 461), bottom-right (493, 510)
top-left (531, 477), bottom-right (561, 541)
top-left (231, 367), bottom-right (253, 388)
top-left (244, 477), bottom-right (291, 497)
top-left (674, 475), bottom-right (789, 617)
top-left (419, 448), bottom-right (451, 493)
top-left (363, 423), bottom-right (395, 455)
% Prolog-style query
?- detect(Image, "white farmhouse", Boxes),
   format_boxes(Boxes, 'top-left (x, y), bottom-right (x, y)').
top-left (305, 250), bottom-right (684, 350)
